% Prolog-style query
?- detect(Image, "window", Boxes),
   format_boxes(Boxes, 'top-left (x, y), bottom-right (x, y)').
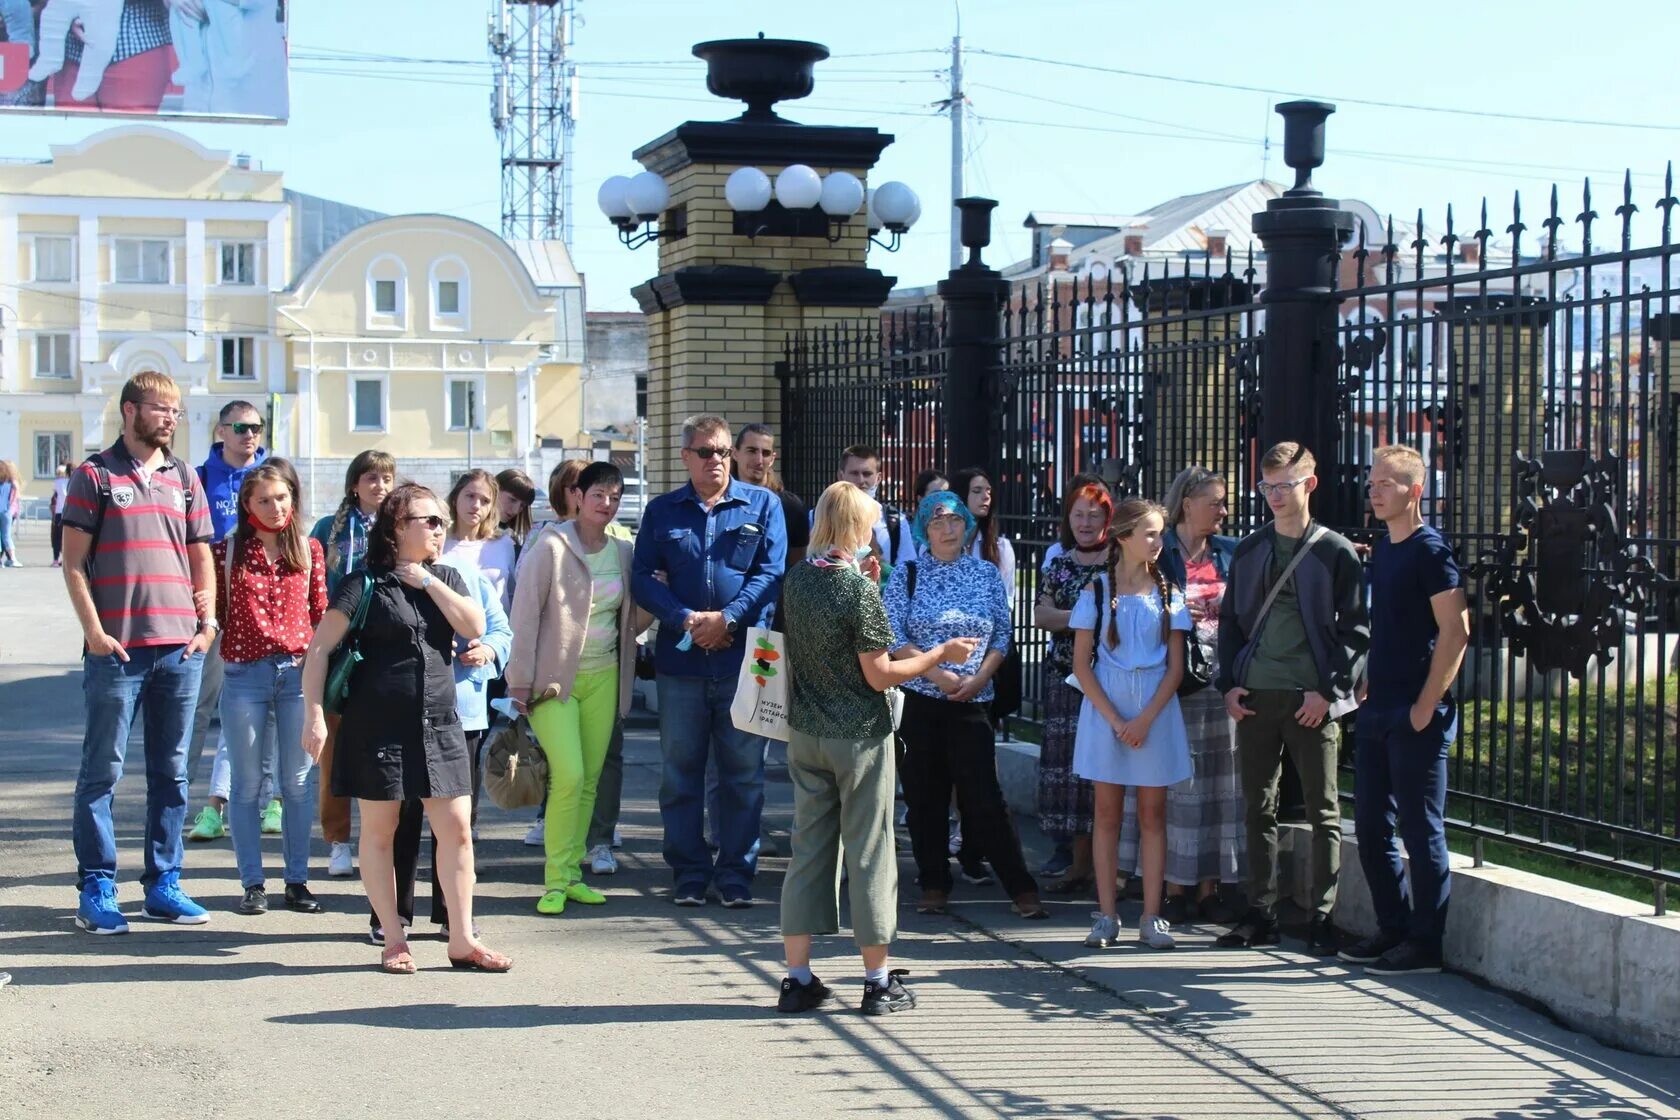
top-left (352, 378), bottom-right (385, 431)
top-left (374, 279), bottom-right (398, 314)
top-left (34, 432), bottom-right (73, 480)
top-left (219, 336), bottom-right (256, 380)
top-left (34, 333), bottom-right (73, 378)
top-left (114, 238), bottom-right (171, 284)
top-left (447, 378), bottom-right (483, 431)
top-left (33, 236), bottom-right (73, 282)
top-left (437, 280), bottom-right (460, 315)
top-left (219, 242), bottom-right (256, 285)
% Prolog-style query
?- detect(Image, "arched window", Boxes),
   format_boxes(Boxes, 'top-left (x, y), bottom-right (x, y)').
top-left (366, 254), bottom-right (408, 331)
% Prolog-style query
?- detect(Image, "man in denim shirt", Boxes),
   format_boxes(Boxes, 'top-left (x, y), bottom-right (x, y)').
top-left (632, 415), bottom-right (787, 907)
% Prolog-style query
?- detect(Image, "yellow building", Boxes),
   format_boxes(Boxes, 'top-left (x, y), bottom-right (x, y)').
top-left (0, 126), bottom-right (589, 518)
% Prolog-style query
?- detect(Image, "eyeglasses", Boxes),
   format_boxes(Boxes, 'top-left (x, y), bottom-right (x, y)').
top-left (402, 515), bottom-right (447, 531)
top-left (1256, 478), bottom-right (1310, 498)
top-left (927, 513), bottom-right (965, 528)
top-left (140, 402), bottom-right (186, 420)
top-left (227, 422), bottom-right (264, 436)
top-left (685, 446), bottom-right (733, 461)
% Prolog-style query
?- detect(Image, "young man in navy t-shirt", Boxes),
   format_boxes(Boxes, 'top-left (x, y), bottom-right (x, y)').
top-left (1340, 445), bottom-right (1470, 976)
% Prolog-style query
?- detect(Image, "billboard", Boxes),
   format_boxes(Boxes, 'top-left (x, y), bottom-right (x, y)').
top-left (0, 0), bottom-right (288, 122)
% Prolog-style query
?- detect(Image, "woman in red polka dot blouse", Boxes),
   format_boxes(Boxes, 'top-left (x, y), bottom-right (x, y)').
top-left (213, 459), bottom-right (328, 918)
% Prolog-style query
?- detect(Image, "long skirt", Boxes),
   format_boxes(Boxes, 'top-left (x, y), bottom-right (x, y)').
top-left (1036, 666), bottom-right (1093, 836)
top-left (1116, 685), bottom-right (1245, 886)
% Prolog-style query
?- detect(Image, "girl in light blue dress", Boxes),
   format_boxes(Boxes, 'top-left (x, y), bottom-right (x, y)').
top-left (1070, 498), bottom-right (1193, 951)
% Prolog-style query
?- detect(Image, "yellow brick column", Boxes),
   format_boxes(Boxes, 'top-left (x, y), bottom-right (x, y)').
top-left (623, 87), bottom-right (895, 492)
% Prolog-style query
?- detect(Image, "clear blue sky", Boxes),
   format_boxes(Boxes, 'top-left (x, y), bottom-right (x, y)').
top-left (6, 0), bottom-right (1677, 310)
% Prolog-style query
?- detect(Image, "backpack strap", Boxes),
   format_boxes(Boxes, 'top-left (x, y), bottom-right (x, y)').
top-left (904, 559), bottom-right (917, 601)
top-left (885, 507), bottom-right (903, 565)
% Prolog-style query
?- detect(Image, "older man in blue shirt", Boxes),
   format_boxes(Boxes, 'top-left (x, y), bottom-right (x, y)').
top-left (632, 414), bottom-right (787, 908)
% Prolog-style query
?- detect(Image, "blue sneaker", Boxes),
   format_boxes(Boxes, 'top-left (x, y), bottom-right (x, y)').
top-left (75, 879), bottom-right (129, 935)
top-left (140, 872), bottom-right (210, 925)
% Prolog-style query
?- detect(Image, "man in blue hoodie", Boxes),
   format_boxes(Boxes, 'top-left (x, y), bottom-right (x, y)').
top-left (632, 414), bottom-right (786, 909)
top-left (184, 402), bottom-right (273, 842)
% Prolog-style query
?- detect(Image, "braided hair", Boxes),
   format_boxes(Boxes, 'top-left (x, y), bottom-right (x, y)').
top-left (325, 450), bottom-right (396, 571)
top-left (1104, 498), bottom-right (1173, 649)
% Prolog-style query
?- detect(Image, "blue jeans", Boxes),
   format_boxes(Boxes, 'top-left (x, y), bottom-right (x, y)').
top-left (73, 644), bottom-right (204, 888)
top-left (221, 655), bottom-right (316, 888)
top-left (1354, 703), bottom-right (1455, 950)
top-left (657, 675), bottom-right (766, 891)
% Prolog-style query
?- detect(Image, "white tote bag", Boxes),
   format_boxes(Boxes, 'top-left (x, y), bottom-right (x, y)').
top-left (730, 626), bottom-right (791, 742)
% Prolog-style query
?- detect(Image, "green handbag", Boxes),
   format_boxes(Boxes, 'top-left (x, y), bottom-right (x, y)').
top-left (323, 571), bottom-right (374, 715)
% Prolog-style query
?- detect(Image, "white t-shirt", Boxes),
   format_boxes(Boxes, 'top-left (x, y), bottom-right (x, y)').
top-left (53, 476), bottom-right (70, 513)
top-left (1040, 541), bottom-right (1065, 573)
top-left (443, 533), bottom-right (518, 613)
top-left (971, 536), bottom-right (1016, 601)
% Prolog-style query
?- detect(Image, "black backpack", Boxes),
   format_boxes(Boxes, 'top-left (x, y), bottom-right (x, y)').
top-left (81, 454), bottom-right (197, 569)
top-left (884, 505), bottom-right (905, 565)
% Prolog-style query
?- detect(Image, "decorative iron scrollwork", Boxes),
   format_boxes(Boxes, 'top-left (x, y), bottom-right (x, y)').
top-left (1486, 449), bottom-right (1663, 677)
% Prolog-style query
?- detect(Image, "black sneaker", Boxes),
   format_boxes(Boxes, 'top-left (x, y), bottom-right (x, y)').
top-left (1366, 940), bottom-right (1443, 976)
top-left (1160, 893), bottom-right (1191, 927)
top-left (777, 974), bottom-right (833, 1014)
top-left (861, 969), bottom-right (917, 1015)
top-left (1307, 915), bottom-right (1341, 956)
top-left (283, 884), bottom-right (323, 914)
top-left (1338, 929), bottom-right (1406, 965)
top-left (237, 886), bottom-right (268, 915)
top-left (958, 861), bottom-right (994, 886)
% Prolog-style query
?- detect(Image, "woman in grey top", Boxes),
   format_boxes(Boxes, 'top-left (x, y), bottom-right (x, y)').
top-left (776, 482), bottom-right (977, 1016)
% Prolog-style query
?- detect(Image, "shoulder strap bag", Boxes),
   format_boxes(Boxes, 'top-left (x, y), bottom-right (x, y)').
top-left (324, 570), bottom-right (375, 715)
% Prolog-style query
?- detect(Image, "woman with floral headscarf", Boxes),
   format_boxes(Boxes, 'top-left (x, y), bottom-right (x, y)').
top-left (881, 491), bottom-right (1046, 919)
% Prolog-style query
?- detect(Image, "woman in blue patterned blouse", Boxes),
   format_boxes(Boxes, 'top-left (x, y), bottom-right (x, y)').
top-left (882, 491), bottom-right (1046, 919)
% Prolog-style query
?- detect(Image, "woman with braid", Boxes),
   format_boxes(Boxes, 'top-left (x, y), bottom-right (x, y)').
top-left (308, 450), bottom-right (396, 880)
top-left (1069, 499), bottom-right (1193, 951)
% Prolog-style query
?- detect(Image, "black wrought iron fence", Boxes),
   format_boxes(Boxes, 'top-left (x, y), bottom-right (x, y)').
top-left (778, 305), bottom-right (947, 516)
top-left (1331, 176), bottom-right (1679, 893)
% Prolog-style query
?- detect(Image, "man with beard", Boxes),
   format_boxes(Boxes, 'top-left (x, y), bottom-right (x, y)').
top-left (60, 371), bottom-right (217, 934)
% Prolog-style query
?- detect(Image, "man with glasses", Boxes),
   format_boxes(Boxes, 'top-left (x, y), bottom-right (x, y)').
top-left (185, 401), bottom-right (276, 843)
top-left (632, 415), bottom-right (787, 907)
top-left (1215, 442), bottom-right (1368, 955)
top-left (60, 371), bottom-right (218, 933)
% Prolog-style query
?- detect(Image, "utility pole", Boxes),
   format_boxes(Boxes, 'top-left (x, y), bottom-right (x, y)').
top-left (490, 0), bottom-right (576, 244)
top-left (949, 34), bottom-right (964, 271)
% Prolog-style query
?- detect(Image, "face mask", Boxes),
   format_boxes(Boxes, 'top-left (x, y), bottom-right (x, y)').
top-left (851, 544), bottom-right (873, 564)
top-left (247, 509), bottom-right (292, 533)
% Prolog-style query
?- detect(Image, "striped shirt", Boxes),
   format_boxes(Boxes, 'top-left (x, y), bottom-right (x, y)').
top-left (62, 441), bottom-right (212, 649)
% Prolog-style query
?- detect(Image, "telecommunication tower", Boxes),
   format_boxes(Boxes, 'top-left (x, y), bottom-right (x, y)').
top-left (489, 0), bottom-right (578, 244)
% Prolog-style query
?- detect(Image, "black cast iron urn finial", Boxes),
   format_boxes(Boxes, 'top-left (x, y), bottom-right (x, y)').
top-left (1275, 100), bottom-right (1335, 196)
top-left (692, 36), bottom-right (831, 123)
top-left (955, 197), bottom-right (998, 268)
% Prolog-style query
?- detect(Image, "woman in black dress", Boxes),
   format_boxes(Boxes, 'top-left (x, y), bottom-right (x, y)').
top-left (302, 483), bottom-right (510, 974)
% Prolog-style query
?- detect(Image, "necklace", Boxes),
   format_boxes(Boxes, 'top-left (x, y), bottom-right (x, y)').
top-left (1177, 527), bottom-right (1209, 564)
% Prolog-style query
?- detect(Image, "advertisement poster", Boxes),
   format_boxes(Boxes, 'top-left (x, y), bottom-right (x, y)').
top-left (0, 0), bottom-right (288, 122)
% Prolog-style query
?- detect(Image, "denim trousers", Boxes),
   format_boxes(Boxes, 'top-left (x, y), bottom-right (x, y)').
top-left (1355, 703), bottom-right (1455, 950)
top-left (188, 633), bottom-right (275, 804)
top-left (221, 655), bottom-right (317, 888)
top-left (73, 644), bottom-right (204, 888)
top-left (656, 674), bottom-right (766, 892)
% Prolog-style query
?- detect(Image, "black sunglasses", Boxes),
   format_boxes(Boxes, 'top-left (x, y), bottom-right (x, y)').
top-left (402, 514), bottom-right (447, 530)
top-left (228, 422), bottom-right (264, 436)
top-left (686, 446), bottom-right (732, 460)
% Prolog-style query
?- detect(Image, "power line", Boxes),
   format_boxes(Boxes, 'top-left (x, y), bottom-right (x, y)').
top-left (968, 49), bottom-right (1680, 133)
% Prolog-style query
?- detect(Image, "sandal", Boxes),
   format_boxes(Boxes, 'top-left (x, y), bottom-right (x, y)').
top-left (916, 889), bottom-right (949, 915)
top-left (1044, 873), bottom-right (1094, 896)
top-left (448, 945), bottom-right (513, 972)
top-left (380, 943), bottom-right (416, 975)
top-left (1011, 893), bottom-right (1051, 921)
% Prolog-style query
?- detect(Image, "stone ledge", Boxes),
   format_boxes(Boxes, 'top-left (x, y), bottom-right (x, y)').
top-left (993, 735), bottom-right (1680, 1057)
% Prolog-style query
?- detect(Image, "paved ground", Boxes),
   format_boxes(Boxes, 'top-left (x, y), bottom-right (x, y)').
top-left (2, 529), bottom-right (1678, 1119)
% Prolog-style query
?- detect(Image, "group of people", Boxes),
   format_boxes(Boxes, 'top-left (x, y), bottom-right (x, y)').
top-left (53, 371), bottom-right (1470, 1012)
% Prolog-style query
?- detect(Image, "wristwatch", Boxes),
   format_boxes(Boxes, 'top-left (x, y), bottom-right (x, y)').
top-left (724, 616), bottom-right (738, 634)
top-left (420, 574), bottom-right (433, 590)
top-left (200, 617), bottom-right (220, 633)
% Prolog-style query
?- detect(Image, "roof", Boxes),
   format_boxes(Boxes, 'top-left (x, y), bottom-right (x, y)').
top-left (286, 189), bottom-right (386, 284)
top-left (509, 239), bottom-right (582, 289)
top-left (1023, 211), bottom-right (1142, 229)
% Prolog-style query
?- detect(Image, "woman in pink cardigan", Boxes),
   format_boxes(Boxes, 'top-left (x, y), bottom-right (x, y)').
top-left (506, 461), bottom-right (653, 915)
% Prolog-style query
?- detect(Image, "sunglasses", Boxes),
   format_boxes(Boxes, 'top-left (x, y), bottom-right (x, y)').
top-left (402, 514), bottom-right (447, 531)
top-left (686, 446), bottom-right (732, 460)
top-left (228, 422), bottom-right (264, 436)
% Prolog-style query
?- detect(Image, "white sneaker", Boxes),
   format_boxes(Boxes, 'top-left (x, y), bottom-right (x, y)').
top-left (587, 844), bottom-right (618, 875)
top-left (327, 842), bottom-right (354, 878)
top-left (1138, 915), bottom-right (1177, 950)
top-left (1085, 912), bottom-right (1121, 948)
top-left (523, 820), bottom-right (545, 846)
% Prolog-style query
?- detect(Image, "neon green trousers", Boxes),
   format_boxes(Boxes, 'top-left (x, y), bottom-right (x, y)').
top-left (529, 667), bottom-right (619, 892)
